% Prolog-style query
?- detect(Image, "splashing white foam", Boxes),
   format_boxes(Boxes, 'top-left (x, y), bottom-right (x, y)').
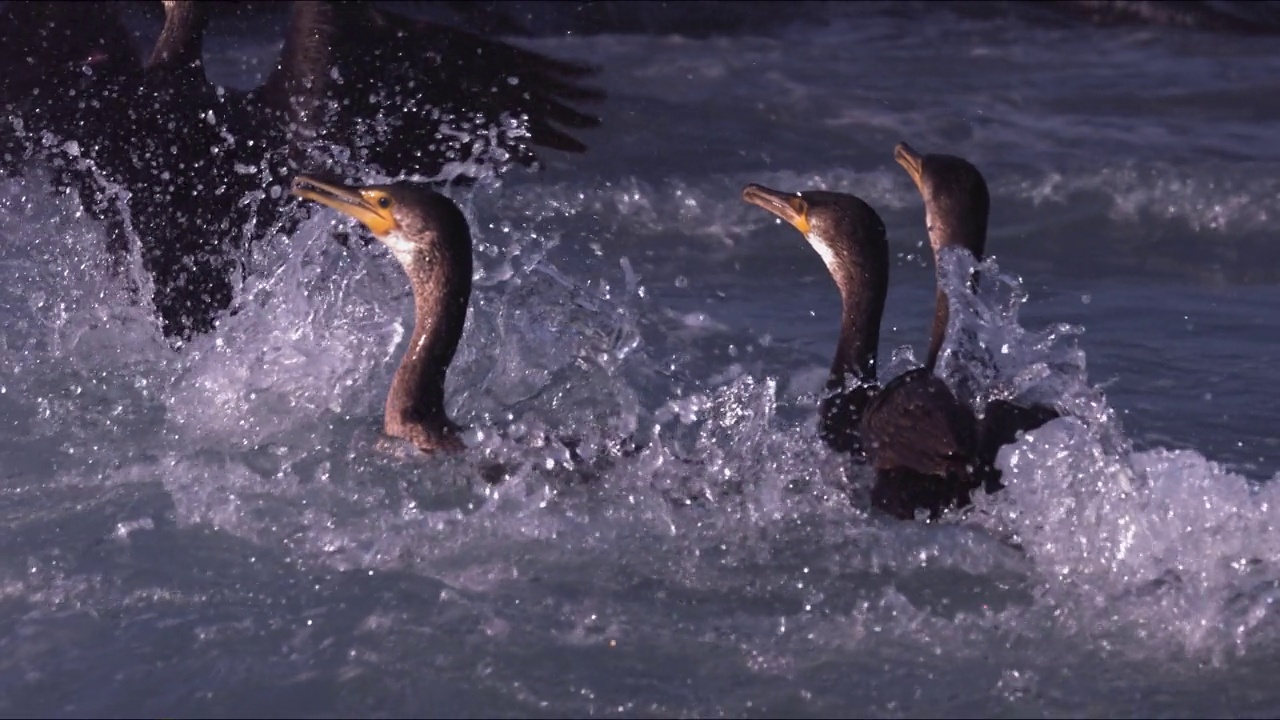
top-left (929, 247), bottom-right (1280, 661)
top-left (3, 161), bottom-right (1278, 674)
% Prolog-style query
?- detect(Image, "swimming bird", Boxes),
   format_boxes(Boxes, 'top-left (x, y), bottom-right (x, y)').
top-left (742, 146), bottom-right (1058, 519)
top-left (742, 183), bottom-right (979, 519)
top-left (740, 184), bottom-right (889, 459)
top-left (0, 1), bottom-right (602, 342)
top-left (866, 142), bottom-right (1060, 518)
top-left (291, 174), bottom-right (646, 469)
top-left (292, 175), bottom-right (471, 453)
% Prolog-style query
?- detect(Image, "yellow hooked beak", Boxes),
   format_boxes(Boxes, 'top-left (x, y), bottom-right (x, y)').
top-left (741, 183), bottom-right (810, 235)
top-left (291, 175), bottom-right (399, 237)
top-left (894, 142), bottom-right (925, 192)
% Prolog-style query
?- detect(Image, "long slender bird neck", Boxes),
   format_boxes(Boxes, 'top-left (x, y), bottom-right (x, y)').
top-left (816, 254), bottom-right (887, 457)
top-left (925, 215), bottom-right (987, 371)
top-left (271, 2), bottom-right (335, 107)
top-left (148, 0), bottom-right (210, 73)
top-left (829, 262), bottom-right (885, 392)
top-left (925, 288), bottom-right (948, 371)
top-left (386, 242), bottom-right (473, 429)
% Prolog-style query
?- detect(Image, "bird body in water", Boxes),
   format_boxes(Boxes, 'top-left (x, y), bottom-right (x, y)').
top-left (740, 184), bottom-right (889, 460)
top-left (741, 183), bottom-right (972, 518)
top-left (290, 174), bottom-right (645, 469)
top-left (0, 0), bottom-right (601, 342)
top-left (866, 143), bottom-right (1060, 518)
top-left (742, 144), bottom-right (1059, 520)
top-left (292, 175), bottom-right (472, 454)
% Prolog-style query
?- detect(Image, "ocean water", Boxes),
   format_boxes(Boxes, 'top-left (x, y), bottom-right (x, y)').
top-left (3, 5), bottom-right (1280, 717)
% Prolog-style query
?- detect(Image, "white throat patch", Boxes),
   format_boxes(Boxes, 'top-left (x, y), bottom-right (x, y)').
top-left (806, 233), bottom-right (840, 275)
top-left (381, 232), bottom-right (419, 269)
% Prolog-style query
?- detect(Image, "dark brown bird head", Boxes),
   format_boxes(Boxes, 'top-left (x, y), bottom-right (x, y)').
top-left (894, 142), bottom-right (989, 260)
top-left (741, 183), bottom-right (888, 286)
top-left (290, 175), bottom-right (471, 271)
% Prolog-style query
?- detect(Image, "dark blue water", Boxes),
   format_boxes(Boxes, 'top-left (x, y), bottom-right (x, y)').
top-left (2, 5), bottom-right (1279, 717)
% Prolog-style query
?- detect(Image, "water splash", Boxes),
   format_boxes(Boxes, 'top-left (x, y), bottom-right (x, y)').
top-left (8, 156), bottom-right (1280, 673)
top-left (929, 247), bottom-right (1280, 662)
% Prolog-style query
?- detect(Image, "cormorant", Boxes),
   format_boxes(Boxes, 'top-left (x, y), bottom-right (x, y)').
top-left (740, 183), bottom-right (889, 460)
top-left (292, 175), bottom-right (471, 453)
top-left (861, 143), bottom-right (1060, 519)
top-left (742, 145), bottom-right (1058, 520)
top-left (290, 174), bottom-right (650, 468)
top-left (742, 182), bottom-right (975, 519)
top-left (0, 0), bottom-right (601, 342)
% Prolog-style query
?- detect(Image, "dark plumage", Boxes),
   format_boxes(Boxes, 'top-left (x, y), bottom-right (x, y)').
top-left (741, 184), bottom-right (888, 458)
top-left (0, 1), bottom-right (601, 342)
top-left (741, 144), bottom-right (1059, 521)
top-left (292, 175), bottom-right (472, 453)
top-left (742, 182), bottom-right (982, 519)
top-left (866, 142), bottom-right (1060, 519)
top-left (860, 367), bottom-right (982, 519)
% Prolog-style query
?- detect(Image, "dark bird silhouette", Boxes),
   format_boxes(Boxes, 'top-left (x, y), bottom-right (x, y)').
top-left (867, 143), bottom-right (1060, 519)
top-left (292, 175), bottom-right (471, 453)
top-left (291, 174), bottom-right (646, 474)
top-left (0, 0), bottom-right (602, 342)
top-left (741, 182), bottom-right (976, 519)
top-left (741, 145), bottom-right (1059, 520)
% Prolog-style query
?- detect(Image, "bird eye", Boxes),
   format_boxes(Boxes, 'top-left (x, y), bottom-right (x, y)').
top-left (377, 196), bottom-right (393, 210)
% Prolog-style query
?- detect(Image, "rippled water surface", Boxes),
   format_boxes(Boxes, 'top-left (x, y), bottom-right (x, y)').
top-left (2, 5), bottom-right (1280, 717)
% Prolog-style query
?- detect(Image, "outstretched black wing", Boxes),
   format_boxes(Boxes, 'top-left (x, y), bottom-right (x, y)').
top-left (261, 1), bottom-right (604, 181)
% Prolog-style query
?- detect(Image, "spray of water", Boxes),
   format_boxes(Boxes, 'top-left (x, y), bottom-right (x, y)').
top-left (3, 156), bottom-right (1279, 673)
